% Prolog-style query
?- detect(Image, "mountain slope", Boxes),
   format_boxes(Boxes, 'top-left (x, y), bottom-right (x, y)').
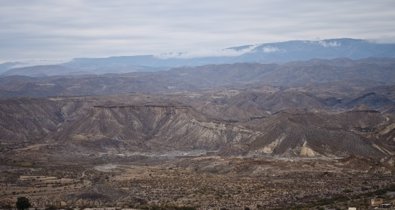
top-left (54, 104), bottom-right (258, 152)
top-left (0, 95), bottom-right (393, 159)
top-left (240, 111), bottom-right (390, 158)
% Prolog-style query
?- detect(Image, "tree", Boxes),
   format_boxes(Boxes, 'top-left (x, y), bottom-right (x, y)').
top-left (16, 197), bottom-right (31, 210)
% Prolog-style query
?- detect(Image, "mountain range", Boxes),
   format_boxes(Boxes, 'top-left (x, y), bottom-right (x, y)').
top-left (0, 58), bottom-right (394, 98)
top-left (2, 38), bottom-right (395, 76)
top-left (1, 38), bottom-right (395, 160)
top-left (0, 57), bottom-right (395, 159)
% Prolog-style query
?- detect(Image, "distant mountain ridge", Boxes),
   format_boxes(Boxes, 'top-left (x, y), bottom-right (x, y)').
top-left (0, 58), bottom-right (394, 98)
top-left (2, 38), bottom-right (395, 76)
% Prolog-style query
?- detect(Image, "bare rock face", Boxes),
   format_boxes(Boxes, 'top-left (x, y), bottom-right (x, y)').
top-left (238, 110), bottom-right (392, 158)
top-left (0, 91), bottom-right (394, 159)
top-left (299, 141), bottom-right (317, 157)
top-left (54, 103), bottom-right (259, 152)
top-left (0, 98), bottom-right (64, 143)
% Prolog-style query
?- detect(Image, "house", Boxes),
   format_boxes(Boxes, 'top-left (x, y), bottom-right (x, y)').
top-left (371, 197), bottom-right (384, 207)
top-left (378, 203), bottom-right (392, 209)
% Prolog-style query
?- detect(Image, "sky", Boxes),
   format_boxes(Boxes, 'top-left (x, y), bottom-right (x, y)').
top-left (1, 0), bottom-right (395, 62)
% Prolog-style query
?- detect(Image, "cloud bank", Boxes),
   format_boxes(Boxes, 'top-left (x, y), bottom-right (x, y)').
top-left (0, 0), bottom-right (395, 61)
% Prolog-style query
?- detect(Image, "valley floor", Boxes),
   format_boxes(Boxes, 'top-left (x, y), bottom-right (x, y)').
top-left (1, 154), bottom-right (394, 210)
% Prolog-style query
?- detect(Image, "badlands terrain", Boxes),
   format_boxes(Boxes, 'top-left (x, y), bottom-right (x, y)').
top-left (0, 58), bottom-right (395, 209)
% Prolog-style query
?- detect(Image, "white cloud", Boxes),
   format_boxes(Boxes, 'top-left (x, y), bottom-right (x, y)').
top-left (317, 41), bottom-right (341, 47)
top-left (0, 0), bottom-right (394, 61)
top-left (262, 46), bottom-right (281, 53)
top-left (156, 44), bottom-right (258, 58)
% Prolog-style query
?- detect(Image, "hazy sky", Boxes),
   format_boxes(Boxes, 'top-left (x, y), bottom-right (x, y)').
top-left (1, 0), bottom-right (395, 62)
